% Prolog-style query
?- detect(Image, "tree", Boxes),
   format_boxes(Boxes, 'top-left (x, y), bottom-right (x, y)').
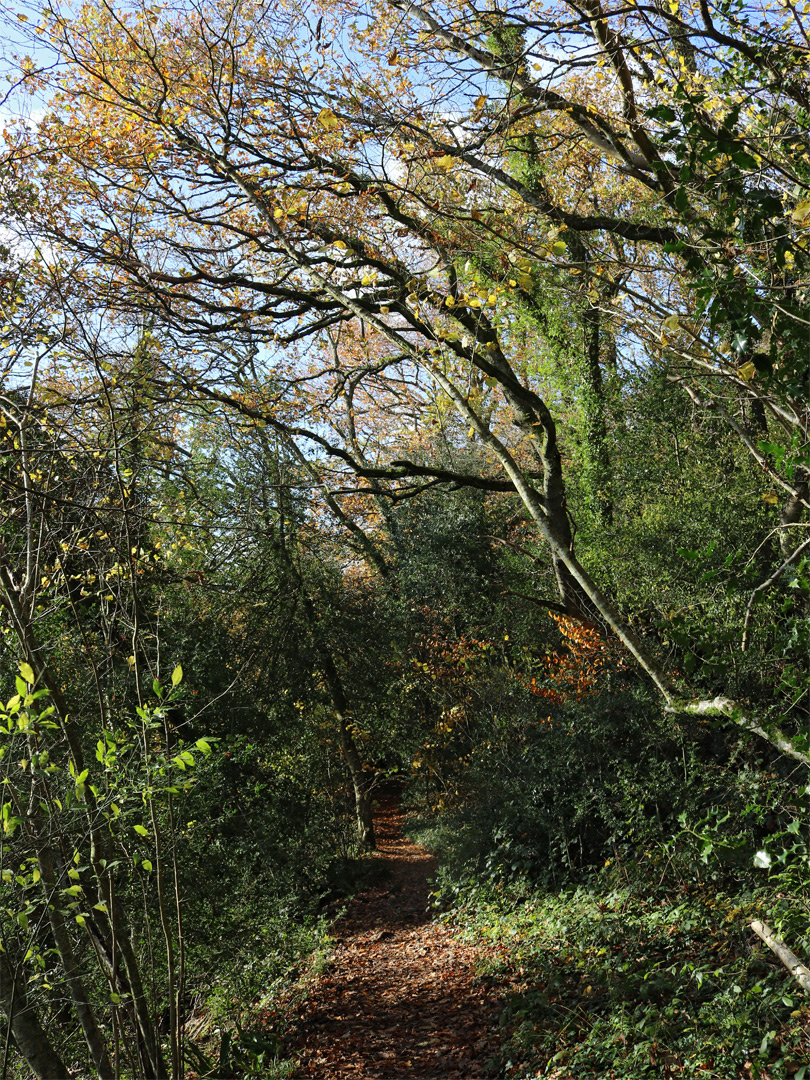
top-left (3, 0), bottom-right (809, 757)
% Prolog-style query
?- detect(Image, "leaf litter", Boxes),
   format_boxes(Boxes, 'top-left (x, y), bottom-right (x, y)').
top-left (285, 789), bottom-right (503, 1078)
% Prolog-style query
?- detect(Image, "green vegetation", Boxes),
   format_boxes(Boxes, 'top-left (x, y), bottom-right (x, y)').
top-left (409, 692), bottom-right (810, 1077)
top-left (0, 0), bottom-right (809, 1075)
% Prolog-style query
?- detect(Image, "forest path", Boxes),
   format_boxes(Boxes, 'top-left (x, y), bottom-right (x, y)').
top-left (286, 788), bottom-right (503, 1078)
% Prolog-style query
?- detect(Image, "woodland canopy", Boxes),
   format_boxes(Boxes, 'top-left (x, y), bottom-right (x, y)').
top-left (0, 0), bottom-right (809, 1076)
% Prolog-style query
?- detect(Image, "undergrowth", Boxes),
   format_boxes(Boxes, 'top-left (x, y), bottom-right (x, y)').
top-left (407, 702), bottom-right (810, 1080)
top-left (428, 876), bottom-right (810, 1079)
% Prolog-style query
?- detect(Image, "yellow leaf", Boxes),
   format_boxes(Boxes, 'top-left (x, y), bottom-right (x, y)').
top-left (444, 295), bottom-right (456, 308)
top-left (551, 241), bottom-right (567, 256)
top-left (334, 239), bottom-right (347, 250)
top-left (171, 664), bottom-right (183, 687)
top-left (435, 155), bottom-right (455, 169)
top-left (762, 492), bottom-right (779, 504)
top-left (474, 94), bottom-right (487, 110)
top-left (663, 314), bottom-right (680, 331)
top-left (317, 107), bottom-right (340, 131)
top-left (791, 200), bottom-right (810, 224)
top-left (737, 361), bottom-right (756, 381)
top-left (19, 662), bottom-right (34, 685)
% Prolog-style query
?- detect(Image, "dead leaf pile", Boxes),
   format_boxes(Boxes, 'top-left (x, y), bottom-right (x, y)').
top-left (285, 790), bottom-right (503, 1078)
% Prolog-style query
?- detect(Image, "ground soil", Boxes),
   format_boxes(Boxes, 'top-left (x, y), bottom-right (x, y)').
top-left (285, 788), bottom-right (504, 1078)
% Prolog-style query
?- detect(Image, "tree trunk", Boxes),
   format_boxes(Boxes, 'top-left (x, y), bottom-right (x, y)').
top-left (277, 543), bottom-right (377, 850)
top-left (306, 602), bottom-right (377, 851)
top-left (581, 304), bottom-right (613, 524)
top-left (0, 951), bottom-right (71, 1080)
top-left (35, 843), bottom-right (114, 1079)
top-left (780, 467), bottom-right (808, 558)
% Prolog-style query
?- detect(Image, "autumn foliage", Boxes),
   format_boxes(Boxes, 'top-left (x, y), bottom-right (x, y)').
top-left (522, 613), bottom-right (632, 706)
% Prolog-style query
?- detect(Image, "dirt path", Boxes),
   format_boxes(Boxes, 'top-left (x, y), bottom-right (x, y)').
top-left (286, 789), bottom-right (503, 1078)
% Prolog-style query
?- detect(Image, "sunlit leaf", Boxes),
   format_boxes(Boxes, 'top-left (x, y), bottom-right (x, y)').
top-left (317, 107), bottom-right (339, 131)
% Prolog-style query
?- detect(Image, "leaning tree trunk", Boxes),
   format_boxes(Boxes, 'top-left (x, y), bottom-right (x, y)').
top-left (0, 951), bottom-right (71, 1080)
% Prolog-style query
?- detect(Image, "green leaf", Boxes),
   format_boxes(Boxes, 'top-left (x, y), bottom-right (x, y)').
top-left (133, 824), bottom-right (149, 837)
top-left (141, 859), bottom-right (153, 872)
top-left (171, 664), bottom-right (183, 687)
top-left (152, 678), bottom-right (163, 699)
top-left (18, 662), bottom-right (34, 685)
top-left (14, 676), bottom-right (26, 697)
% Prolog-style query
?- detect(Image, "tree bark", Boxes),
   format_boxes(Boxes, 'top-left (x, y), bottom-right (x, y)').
top-left (0, 950), bottom-right (71, 1080)
top-left (581, 303), bottom-right (613, 525)
top-left (274, 533), bottom-right (377, 850)
top-left (751, 920), bottom-right (810, 996)
top-left (35, 843), bottom-right (114, 1079)
top-left (301, 591), bottom-right (377, 851)
top-left (780, 467), bottom-right (808, 559)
